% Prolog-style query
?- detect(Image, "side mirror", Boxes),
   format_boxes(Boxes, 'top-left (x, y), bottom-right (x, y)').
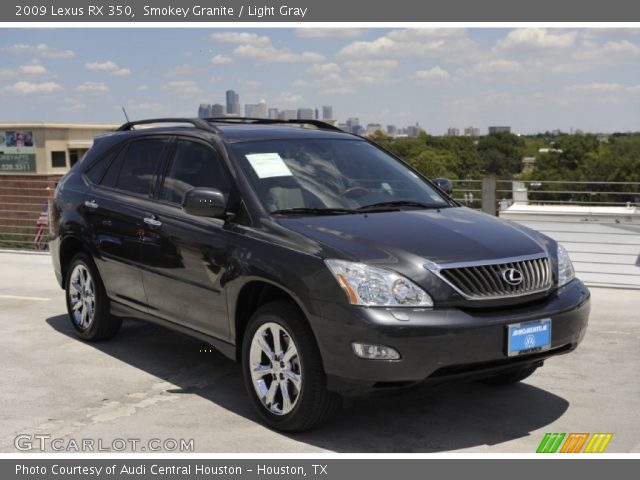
top-left (183, 188), bottom-right (227, 219)
top-left (432, 177), bottom-right (453, 195)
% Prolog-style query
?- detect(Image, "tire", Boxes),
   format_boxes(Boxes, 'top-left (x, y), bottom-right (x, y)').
top-left (241, 300), bottom-right (342, 432)
top-left (482, 365), bottom-right (539, 385)
top-left (65, 252), bottom-right (122, 341)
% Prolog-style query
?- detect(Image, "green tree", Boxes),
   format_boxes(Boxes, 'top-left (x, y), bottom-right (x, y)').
top-left (477, 132), bottom-right (525, 177)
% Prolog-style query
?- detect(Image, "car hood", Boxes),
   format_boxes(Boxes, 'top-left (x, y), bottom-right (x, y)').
top-left (276, 207), bottom-right (549, 267)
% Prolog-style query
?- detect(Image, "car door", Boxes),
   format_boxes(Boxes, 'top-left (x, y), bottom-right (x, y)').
top-left (83, 137), bottom-right (170, 312)
top-left (139, 137), bottom-right (235, 340)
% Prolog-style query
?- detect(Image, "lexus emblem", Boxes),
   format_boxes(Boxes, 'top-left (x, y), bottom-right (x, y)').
top-left (502, 268), bottom-right (523, 286)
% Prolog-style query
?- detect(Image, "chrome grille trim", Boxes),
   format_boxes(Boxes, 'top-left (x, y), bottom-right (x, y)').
top-left (425, 253), bottom-right (552, 300)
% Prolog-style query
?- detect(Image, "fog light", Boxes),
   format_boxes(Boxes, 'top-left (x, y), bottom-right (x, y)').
top-left (352, 343), bottom-right (400, 360)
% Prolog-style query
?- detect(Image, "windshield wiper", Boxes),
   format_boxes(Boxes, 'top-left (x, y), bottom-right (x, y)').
top-left (271, 207), bottom-right (358, 216)
top-left (357, 200), bottom-right (442, 212)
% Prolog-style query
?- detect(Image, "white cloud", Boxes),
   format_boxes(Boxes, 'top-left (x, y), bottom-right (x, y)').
top-left (338, 28), bottom-right (478, 61)
top-left (306, 63), bottom-right (341, 75)
top-left (276, 92), bottom-right (304, 104)
top-left (138, 85), bottom-right (149, 91)
top-left (580, 28), bottom-right (640, 40)
top-left (4, 81), bottom-right (62, 95)
top-left (574, 39), bottom-right (640, 63)
top-left (211, 54), bottom-right (232, 65)
top-left (3, 43), bottom-right (75, 59)
top-left (85, 61), bottom-right (131, 76)
top-left (234, 44), bottom-right (324, 63)
top-left (495, 28), bottom-right (577, 52)
top-left (318, 85), bottom-right (356, 96)
top-left (76, 82), bottom-right (110, 94)
top-left (164, 64), bottom-right (195, 77)
top-left (294, 28), bottom-right (365, 39)
top-left (210, 30), bottom-right (324, 64)
top-left (163, 80), bottom-right (201, 97)
top-left (126, 101), bottom-right (166, 115)
top-left (61, 101), bottom-right (87, 112)
top-left (241, 80), bottom-right (262, 88)
top-left (210, 32), bottom-right (270, 45)
top-left (292, 80), bottom-right (308, 87)
top-left (565, 83), bottom-right (623, 93)
top-left (415, 66), bottom-right (451, 83)
top-left (470, 59), bottom-right (524, 77)
top-left (0, 68), bottom-right (16, 78)
top-left (112, 68), bottom-right (131, 77)
top-left (19, 63), bottom-right (48, 75)
top-left (343, 59), bottom-right (398, 76)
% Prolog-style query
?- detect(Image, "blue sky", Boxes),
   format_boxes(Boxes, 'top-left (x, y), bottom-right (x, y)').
top-left (1, 27), bottom-right (639, 134)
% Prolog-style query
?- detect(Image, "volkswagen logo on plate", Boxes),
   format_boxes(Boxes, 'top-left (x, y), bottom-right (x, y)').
top-left (502, 267), bottom-right (524, 286)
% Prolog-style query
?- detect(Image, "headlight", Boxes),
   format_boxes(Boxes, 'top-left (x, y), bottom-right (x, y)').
top-left (325, 259), bottom-right (433, 307)
top-left (557, 243), bottom-right (575, 287)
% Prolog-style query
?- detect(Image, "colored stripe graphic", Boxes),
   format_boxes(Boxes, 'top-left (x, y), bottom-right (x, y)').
top-left (560, 433), bottom-right (589, 453)
top-left (584, 433), bottom-right (613, 453)
top-left (537, 433), bottom-right (613, 453)
top-left (537, 433), bottom-right (565, 453)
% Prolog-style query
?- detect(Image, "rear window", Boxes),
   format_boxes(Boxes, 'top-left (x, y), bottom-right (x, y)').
top-left (85, 146), bottom-right (121, 184)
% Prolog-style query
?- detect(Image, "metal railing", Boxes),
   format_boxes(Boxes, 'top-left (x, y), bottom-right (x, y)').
top-left (0, 176), bottom-right (638, 290)
top-left (0, 177), bottom-right (56, 251)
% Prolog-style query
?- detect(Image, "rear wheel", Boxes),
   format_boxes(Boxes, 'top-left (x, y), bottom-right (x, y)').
top-left (242, 300), bottom-right (341, 432)
top-left (65, 253), bottom-right (121, 341)
top-left (482, 365), bottom-right (539, 385)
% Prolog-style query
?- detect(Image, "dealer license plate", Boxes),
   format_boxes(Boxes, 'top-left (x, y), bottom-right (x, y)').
top-left (507, 319), bottom-right (552, 356)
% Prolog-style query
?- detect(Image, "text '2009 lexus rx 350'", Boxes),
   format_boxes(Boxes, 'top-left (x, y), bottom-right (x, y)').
top-left (50, 118), bottom-right (590, 431)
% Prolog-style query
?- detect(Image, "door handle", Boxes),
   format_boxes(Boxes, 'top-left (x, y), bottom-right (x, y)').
top-left (84, 200), bottom-right (99, 209)
top-left (143, 216), bottom-right (162, 228)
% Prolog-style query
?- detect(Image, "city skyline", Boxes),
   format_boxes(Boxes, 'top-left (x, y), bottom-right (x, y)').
top-left (0, 28), bottom-right (639, 134)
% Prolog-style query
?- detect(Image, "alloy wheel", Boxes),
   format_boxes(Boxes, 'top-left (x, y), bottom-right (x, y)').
top-left (249, 322), bottom-right (302, 416)
top-left (68, 264), bottom-right (96, 330)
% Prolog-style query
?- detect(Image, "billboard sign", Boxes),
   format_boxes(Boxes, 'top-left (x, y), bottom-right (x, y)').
top-left (0, 130), bottom-right (36, 172)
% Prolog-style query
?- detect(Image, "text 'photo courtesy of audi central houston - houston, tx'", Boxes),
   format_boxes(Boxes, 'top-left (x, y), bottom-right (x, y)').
top-left (50, 117), bottom-right (590, 431)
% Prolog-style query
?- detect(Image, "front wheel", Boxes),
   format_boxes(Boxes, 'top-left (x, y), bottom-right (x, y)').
top-left (241, 301), bottom-right (341, 432)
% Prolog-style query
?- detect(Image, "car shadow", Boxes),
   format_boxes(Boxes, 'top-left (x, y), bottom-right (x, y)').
top-left (46, 314), bottom-right (569, 453)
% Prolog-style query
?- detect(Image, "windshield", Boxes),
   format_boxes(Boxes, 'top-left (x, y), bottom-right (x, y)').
top-left (230, 138), bottom-right (451, 214)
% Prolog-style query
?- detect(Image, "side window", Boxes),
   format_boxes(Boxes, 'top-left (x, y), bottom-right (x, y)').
top-left (160, 140), bottom-right (231, 205)
top-left (100, 145), bottom-right (125, 189)
top-left (85, 145), bottom-right (121, 185)
top-left (115, 138), bottom-right (168, 196)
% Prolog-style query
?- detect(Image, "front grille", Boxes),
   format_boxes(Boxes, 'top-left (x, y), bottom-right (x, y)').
top-left (438, 256), bottom-right (551, 300)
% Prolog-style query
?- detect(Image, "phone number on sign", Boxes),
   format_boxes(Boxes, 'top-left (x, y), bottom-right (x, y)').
top-left (15, 5), bottom-right (135, 17)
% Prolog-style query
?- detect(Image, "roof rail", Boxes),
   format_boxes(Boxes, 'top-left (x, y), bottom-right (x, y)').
top-left (205, 117), bottom-right (344, 133)
top-left (116, 117), bottom-right (221, 133)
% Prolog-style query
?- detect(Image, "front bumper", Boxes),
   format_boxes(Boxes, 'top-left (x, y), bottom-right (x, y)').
top-left (308, 279), bottom-right (590, 393)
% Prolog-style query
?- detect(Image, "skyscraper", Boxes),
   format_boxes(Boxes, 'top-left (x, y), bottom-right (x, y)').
top-left (279, 110), bottom-right (297, 120)
top-left (322, 106), bottom-right (333, 120)
top-left (198, 103), bottom-right (225, 118)
top-left (464, 126), bottom-right (481, 137)
top-left (488, 126), bottom-right (511, 134)
top-left (198, 104), bottom-right (210, 118)
top-left (210, 103), bottom-right (224, 118)
top-left (226, 89), bottom-right (240, 115)
top-left (245, 99), bottom-right (267, 118)
top-left (297, 108), bottom-right (314, 120)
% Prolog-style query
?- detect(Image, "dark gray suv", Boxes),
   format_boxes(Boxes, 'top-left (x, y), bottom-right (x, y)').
top-left (50, 118), bottom-right (590, 431)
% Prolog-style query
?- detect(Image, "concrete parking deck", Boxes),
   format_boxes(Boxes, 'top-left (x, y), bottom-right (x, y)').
top-left (0, 251), bottom-right (638, 453)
